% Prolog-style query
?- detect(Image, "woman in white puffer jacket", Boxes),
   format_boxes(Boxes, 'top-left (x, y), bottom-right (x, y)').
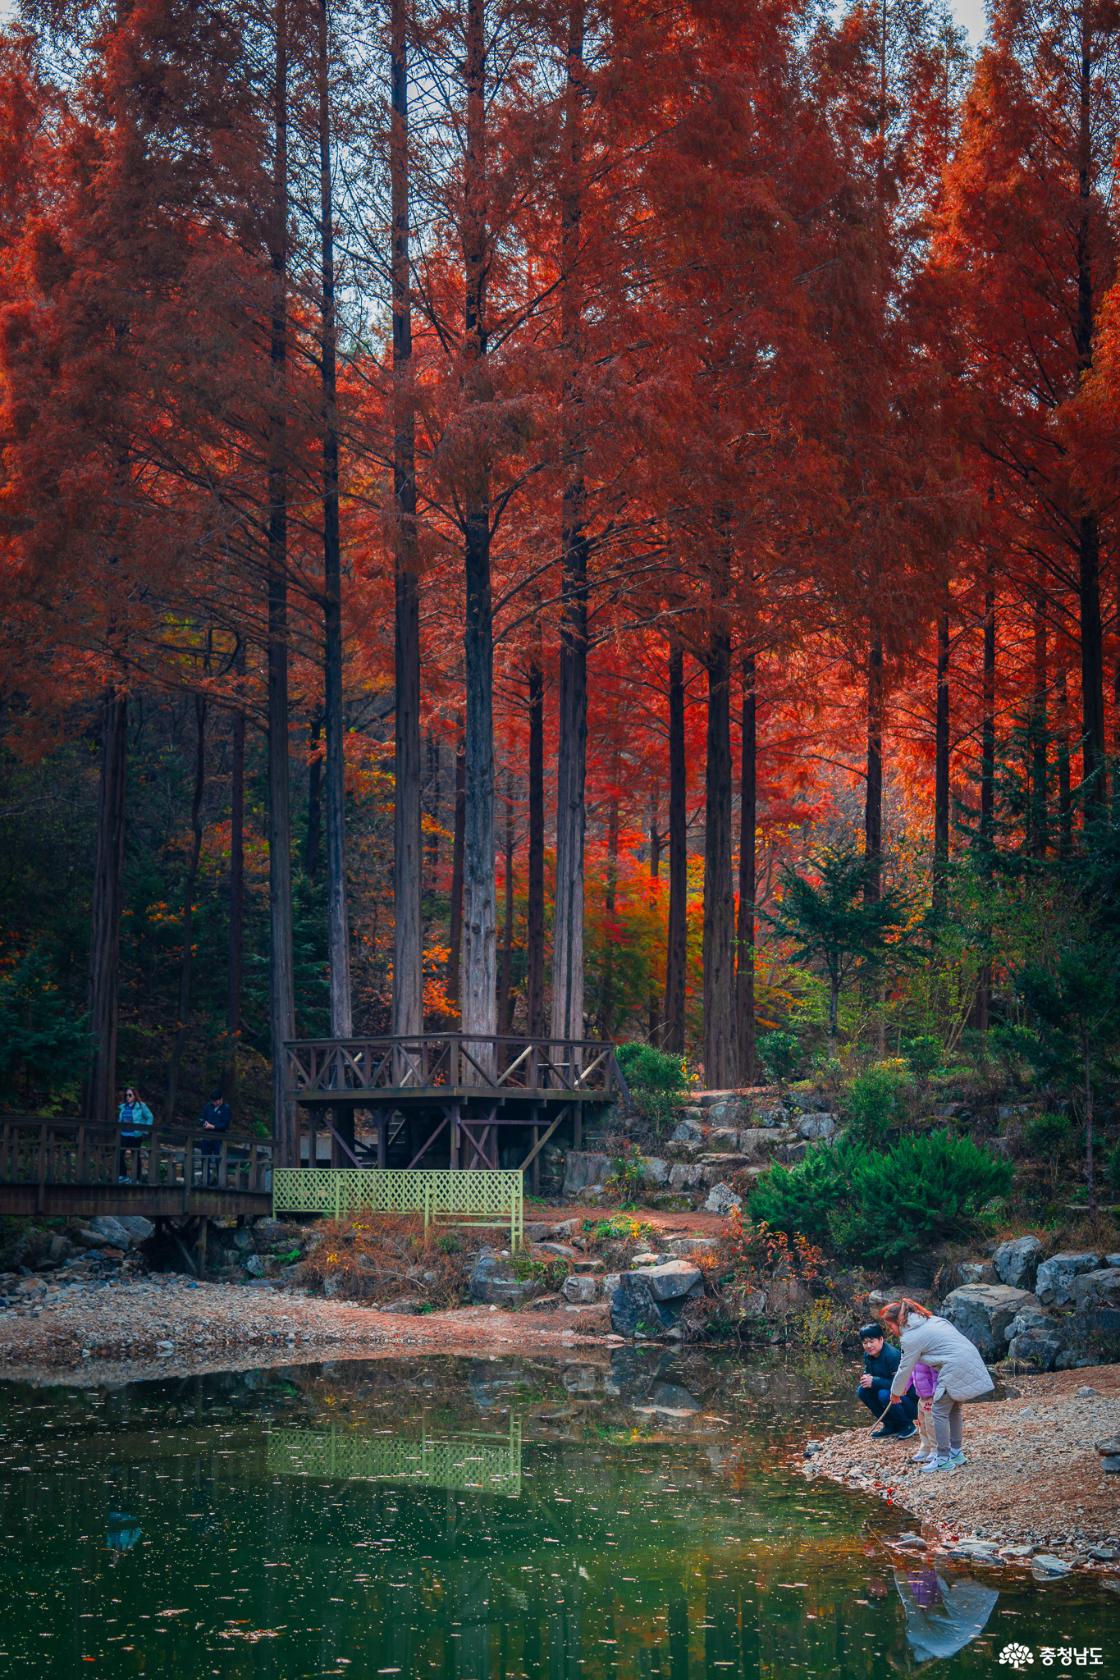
top-left (881, 1299), bottom-right (993, 1473)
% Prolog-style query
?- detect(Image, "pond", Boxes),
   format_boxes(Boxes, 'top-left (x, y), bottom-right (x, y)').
top-left (0, 1348), bottom-right (1116, 1677)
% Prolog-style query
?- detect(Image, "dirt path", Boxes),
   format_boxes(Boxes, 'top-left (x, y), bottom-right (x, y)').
top-left (805, 1365), bottom-right (1120, 1573)
top-left (0, 1273), bottom-right (618, 1382)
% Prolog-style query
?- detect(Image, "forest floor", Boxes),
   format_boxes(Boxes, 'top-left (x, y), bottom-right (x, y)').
top-left (804, 1365), bottom-right (1120, 1573)
top-left (0, 1271), bottom-right (618, 1384)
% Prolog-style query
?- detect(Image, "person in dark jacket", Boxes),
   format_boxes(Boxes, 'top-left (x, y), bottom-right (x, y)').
top-left (198, 1087), bottom-right (232, 1184)
top-left (856, 1322), bottom-right (918, 1438)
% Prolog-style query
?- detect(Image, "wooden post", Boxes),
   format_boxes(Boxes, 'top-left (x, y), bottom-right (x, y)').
top-left (573, 1106), bottom-right (582, 1152)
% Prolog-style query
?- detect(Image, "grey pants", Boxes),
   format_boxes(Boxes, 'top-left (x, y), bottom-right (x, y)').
top-left (932, 1391), bottom-right (964, 1455)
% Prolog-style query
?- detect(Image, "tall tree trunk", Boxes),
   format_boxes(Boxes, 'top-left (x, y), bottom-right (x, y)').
top-left (703, 606), bottom-right (736, 1089)
top-left (1075, 13), bottom-right (1105, 810)
top-left (460, 0), bottom-right (496, 1048)
top-left (864, 631), bottom-right (883, 902)
top-left (664, 637), bottom-right (687, 1055)
top-left (1056, 660), bottom-right (1073, 859)
top-left (267, 0), bottom-right (296, 1162)
top-left (1029, 584), bottom-right (1048, 858)
top-left (226, 642), bottom-right (246, 1095)
top-left (736, 652), bottom-right (756, 1082)
top-left (551, 0), bottom-right (589, 1046)
top-left (498, 769), bottom-right (516, 1035)
top-left (972, 567), bottom-right (996, 1032)
top-left (424, 728), bottom-right (440, 894)
top-left (933, 598), bottom-right (950, 914)
top-left (648, 785), bottom-right (661, 1044)
top-left (166, 689), bottom-right (208, 1123)
top-left (304, 709), bottom-right (322, 883)
top-left (601, 772), bottom-right (620, 1038)
top-left (448, 720), bottom-right (465, 1010)
top-left (526, 643), bottom-right (546, 1037)
top-left (87, 686), bottom-right (128, 1123)
top-left (317, 0), bottom-right (352, 1038)
top-left (391, 0), bottom-right (422, 1039)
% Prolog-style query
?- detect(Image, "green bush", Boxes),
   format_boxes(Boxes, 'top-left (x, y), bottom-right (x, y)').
top-left (615, 1041), bottom-right (688, 1135)
top-left (757, 1029), bottom-right (800, 1084)
top-left (901, 1034), bottom-right (943, 1080)
top-left (1022, 1110), bottom-right (1075, 1157)
top-left (749, 1131), bottom-right (1012, 1270)
top-left (616, 1042), bottom-right (687, 1095)
top-left (844, 1060), bottom-right (913, 1145)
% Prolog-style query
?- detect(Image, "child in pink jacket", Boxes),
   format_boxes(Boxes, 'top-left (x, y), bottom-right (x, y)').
top-left (911, 1359), bottom-right (939, 1463)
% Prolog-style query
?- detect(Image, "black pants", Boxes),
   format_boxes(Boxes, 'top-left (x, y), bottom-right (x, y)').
top-left (857, 1382), bottom-right (917, 1433)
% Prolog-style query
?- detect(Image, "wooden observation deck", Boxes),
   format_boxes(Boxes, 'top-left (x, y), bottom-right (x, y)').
top-left (283, 1031), bottom-right (626, 1183)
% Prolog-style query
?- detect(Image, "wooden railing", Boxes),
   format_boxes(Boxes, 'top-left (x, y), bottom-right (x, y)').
top-left (284, 1032), bottom-right (622, 1101)
top-left (0, 1113), bottom-right (273, 1208)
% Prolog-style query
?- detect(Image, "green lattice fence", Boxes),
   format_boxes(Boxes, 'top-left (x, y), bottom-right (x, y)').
top-left (266, 1422), bottom-right (522, 1498)
top-left (272, 1167), bottom-right (524, 1247)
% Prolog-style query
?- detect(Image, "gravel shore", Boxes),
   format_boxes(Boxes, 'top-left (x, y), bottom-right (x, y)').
top-left (805, 1365), bottom-right (1120, 1574)
top-left (0, 1273), bottom-right (617, 1380)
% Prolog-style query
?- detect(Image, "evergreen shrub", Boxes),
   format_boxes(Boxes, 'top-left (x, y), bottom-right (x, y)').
top-left (749, 1131), bottom-right (1013, 1269)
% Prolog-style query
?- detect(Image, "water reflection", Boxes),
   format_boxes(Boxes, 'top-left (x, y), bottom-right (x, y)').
top-left (893, 1566), bottom-right (999, 1665)
top-left (0, 1352), bottom-right (1114, 1679)
top-left (268, 1416), bottom-right (523, 1497)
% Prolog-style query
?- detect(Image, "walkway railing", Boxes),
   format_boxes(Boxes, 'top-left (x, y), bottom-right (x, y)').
top-left (272, 1166), bottom-right (524, 1247)
top-left (285, 1032), bottom-right (621, 1101)
top-left (0, 1113), bottom-right (273, 1211)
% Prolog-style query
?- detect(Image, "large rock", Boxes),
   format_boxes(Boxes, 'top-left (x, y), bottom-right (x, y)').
top-left (1004, 1308), bottom-right (1075, 1372)
top-left (469, 1249), bottom-right (541, 1307)
top-left (704, 1183), bottom-right (742, 1217)
top-left (639, 1157), bottom-right (670, 1187)
top-left (668, 1163), bottom-right (705, 1191)
top-left (1072, 1268), bottom-right (1120, 1342)
top-left (561, 1274), bottom-right (600, 1305)
top-left (993, 1235), bottom-right (1043, 1291)
top-left (706, 1128), bottom-right (744, 1153)
top-left (562, 1151), bottom-right (612, 1197)
top-left (609, 1273), bottom-right (677, 1338)
top-left (640, 1260), bottom-right (703, 1301)
top-left (736, 1127), bottom-right (784, 1160)
top-left (1035, 1251), bottom-right (1101, 1307)
top-left (669, 1116), bottom-right (704, 1145)
top-left (667, 1235), bottom-right (720, 1259)
top-left (754, 1102), bottom-right (788, 1128)
top-left (797, 1113), bottom-right (837, 1143)
top-left (707, 1096), bottom-right (752, 1128)
top-left (89, 1216), bottom-right (135, 1250)
top-left (940, 1283), bottom-right (1039, 1358)
top-left (958, 1261), bottom-right (997, 1285)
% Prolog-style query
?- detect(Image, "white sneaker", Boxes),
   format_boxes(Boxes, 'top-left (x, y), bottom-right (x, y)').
top-left (920, 1454), bottom-right (957, 1474)
top-left (911, 1447), bottom-right (935, 1463)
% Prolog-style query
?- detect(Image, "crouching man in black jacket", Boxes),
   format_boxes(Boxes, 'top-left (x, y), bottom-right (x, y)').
top-left (857, 1322), bottom-right (918, 1439)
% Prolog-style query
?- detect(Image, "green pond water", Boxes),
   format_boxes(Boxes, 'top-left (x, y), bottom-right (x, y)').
top-left (0, 1348), bottom-right (1117, 1678)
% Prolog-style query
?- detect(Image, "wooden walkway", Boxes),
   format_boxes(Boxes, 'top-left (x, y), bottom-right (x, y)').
top-left (0, 1114), bottom-right (274, 1219)
top-left (284, 1031), bottom-right (625, 1179)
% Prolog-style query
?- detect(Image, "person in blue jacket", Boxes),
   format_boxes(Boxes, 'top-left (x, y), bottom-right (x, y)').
top-left (117, 1086), bottom-right (153, 1181)
top-left (856, 1322), bottom-right (918, 1438)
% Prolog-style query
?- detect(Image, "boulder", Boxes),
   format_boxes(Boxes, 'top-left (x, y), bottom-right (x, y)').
top-left (1006, 1324), bottom-right (1070, 1372)
top-left (704, 1183), bottom-right (742, 1217)
top-left (797, 1113), bottom-right (837, 1143)
top-left (787, 1090), bottom-right (835, 1113)
top-left (640, 1260), bottom-right (703, 1302)
top-left (244, 1254), bottom-right (268, 1278)
top-left (707, 1096), bottom-right (752, 1128)
top-left (561, 1274), bottom-right (600, 1305)
top-left (639, 1157), bottom-right (670, 1187)
top-left (1035, 1251), bottom-right (1101, 1307)
top-left (1072, 1268), bottom-right (1120, 1342)
top-left (666, 1235), bottom-right (720, 1259)
top-left (958, 1261), bottom-right (997, 1285)
top-left (992, 1235), bottom-right (1043, 1291)
top-left (468, 1249), bottom-right (541, 1307)
top-left (609, 1272), bottom-right (675, 1338)
top-left (706, 1128), bottom-right (744, 1153)
top-left (940, 1283), bottom-right (1039, 1358)
top-left (668, 1163), bottom-right (705, 1191)
top-left (754, 1103), bottom-right (788, 1128)
top-left (562, 1151), bottom-right (612, 1197)
top-left (669, 1117), bottom-right (704, 1145)
top-left (89, 1216), bottom-right (134, 1250)
top-left (381, 1297), bottom-right (424, 1314)
top-left (736, 1127), bottom-right (784, 1159)
top-left (534, 1242), bottom-right (578, 1259)
top-left (1106, 1254), bottom-right (1120, 1269)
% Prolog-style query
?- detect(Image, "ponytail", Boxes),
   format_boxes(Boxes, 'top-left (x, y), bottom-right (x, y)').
top-left (880, 1297), bottom-right (933, 1332)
